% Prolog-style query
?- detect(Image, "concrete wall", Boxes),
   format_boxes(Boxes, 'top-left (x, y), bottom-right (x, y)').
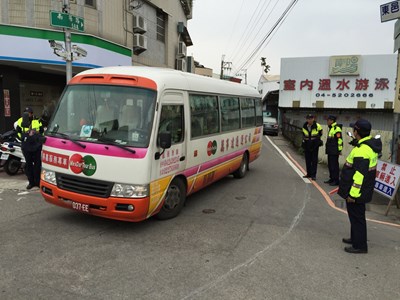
top-left (282, 110), bottom-right (394, 165)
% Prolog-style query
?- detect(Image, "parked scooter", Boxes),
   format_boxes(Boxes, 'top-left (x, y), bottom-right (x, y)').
top-left (0, 130), bottom-right (25, 175)
top-left (0, 129), bottom-right (16, 168)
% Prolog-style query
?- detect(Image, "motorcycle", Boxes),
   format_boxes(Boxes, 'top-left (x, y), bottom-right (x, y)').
top-left (0, 130), bottom-right (25, 175)
top-left (0, 129), bottom-right (16, 168)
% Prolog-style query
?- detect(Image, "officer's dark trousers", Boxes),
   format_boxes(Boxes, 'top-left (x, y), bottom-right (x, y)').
top-left (304, 148), bottom-right (319, 177)
top-left (327, 154), bottom-right (339, 182)
top-left (23, 149), bottom-right (42, 186)
top-left (346, 202), bottom-right (368, 250)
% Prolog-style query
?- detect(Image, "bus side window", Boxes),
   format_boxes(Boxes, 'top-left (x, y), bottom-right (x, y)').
top-left (159, 105), bottom-right (184, 144)
top-left (191, 117), bottom-right (202, 137)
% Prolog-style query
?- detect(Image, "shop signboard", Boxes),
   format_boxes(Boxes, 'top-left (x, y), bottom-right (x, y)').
top-left (279, 55), bottom-right (396, 109)
top-left (3, 89), bottom-right (10, 117)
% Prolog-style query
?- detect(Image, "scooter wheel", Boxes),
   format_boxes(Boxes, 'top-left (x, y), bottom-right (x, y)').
top-left (4, 158), bottom-right (21, 176)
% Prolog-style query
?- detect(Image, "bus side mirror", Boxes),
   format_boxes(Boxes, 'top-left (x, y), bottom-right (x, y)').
top-left (158, 132), bottom-right (172, 149)
top-left (155, 132), bottom-right (172, 160)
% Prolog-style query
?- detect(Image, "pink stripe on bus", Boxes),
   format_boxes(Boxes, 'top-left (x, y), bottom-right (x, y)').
top-left (44, 136), bottom-right (148, 159)
top-left (182, 148), bottom-right (245, 178)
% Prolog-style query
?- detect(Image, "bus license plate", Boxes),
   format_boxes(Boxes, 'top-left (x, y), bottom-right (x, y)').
top-left (71, 201), bottom-right (89, 213)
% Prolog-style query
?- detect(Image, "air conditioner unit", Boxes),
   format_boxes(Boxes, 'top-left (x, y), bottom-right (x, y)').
top-left (187, 56), bottom-right (194, 73)
top-left (133, 34), bottom-right (147, 54)
top-left (176, 58), bottom-right (186, 72)
top-left (178, 41), bottom-right (186, 57)
top-left (133, 15), bottom-right (147, 34)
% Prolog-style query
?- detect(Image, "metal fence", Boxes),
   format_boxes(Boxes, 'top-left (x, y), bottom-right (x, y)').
top-left (281, 121), bottom-right (303, 149)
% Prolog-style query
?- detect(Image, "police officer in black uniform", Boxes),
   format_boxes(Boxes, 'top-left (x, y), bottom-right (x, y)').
top-left (16, 107), bottom-right (44, 190)
top-left (338, 119), bottom-right (381, 254)
top-left (324, 115), bottom-right (343, 186)
top-left (302, 114), bottom-right (323, 180)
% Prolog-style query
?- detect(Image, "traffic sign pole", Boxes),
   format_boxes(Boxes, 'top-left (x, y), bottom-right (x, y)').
top-left (63, 0), bottom-right (72, 83)
top-left (381, 3), bottom-right (400, 162)
top-left (49, 1), bottom-right (85, 83)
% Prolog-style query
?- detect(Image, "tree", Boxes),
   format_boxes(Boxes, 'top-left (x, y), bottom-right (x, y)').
top-left (260, 57), bottom-right (271, 74)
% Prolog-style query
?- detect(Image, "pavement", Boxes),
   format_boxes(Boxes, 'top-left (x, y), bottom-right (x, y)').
top-left (268, 133), bottom-right (400, 227)
top-left (1, 134), bottom-right (399, 227)
top-left (0, 167), bottom-right (27, 190)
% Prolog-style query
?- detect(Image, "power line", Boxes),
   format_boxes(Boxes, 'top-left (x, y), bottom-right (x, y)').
top-left (230, 0), bottom-right (279, 66)
top-left (229, 0), bottom-right (275, 64)
top-left (246, 0), bottom-right (298, 72)
top-left (228, 0), bottom-right (264, 62)
top-left (233, 0), bottom-right (300, 75)
top-left (223, 0), bottom-right (245, 55)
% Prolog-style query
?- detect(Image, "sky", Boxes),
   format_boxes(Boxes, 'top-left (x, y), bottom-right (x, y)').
top-left (187, 0), bottom-right (397, 88)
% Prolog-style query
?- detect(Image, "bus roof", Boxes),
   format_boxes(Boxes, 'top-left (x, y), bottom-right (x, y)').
top-left (74, 66), bottom-right (261, 98)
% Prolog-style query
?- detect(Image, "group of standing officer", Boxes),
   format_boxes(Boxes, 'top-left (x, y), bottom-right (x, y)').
top-left (302, 114), bottom-right (381, 254)
top-left (301, 114), bottom-right (343, 184)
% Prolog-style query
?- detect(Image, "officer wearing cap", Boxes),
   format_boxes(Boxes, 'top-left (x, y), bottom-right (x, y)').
top-left (302, 114), bottom-right (323, 180)
top-left (338, 119), bottom-right (382, 254)
top-left (324, 115), bottom-right (342, 186)
top-left (16, 107), bottom-right (44, 190)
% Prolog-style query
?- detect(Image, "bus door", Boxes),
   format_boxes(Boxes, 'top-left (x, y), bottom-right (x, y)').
top-left (154, 91), bottom-right (187, 180)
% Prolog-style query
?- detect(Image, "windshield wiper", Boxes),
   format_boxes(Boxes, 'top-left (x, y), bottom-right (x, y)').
top-left (97, 137), bottom-right (136, 154)
top-left (46, 131), bottom-right (86, 149)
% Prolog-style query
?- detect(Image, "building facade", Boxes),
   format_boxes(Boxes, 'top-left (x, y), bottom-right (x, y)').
top-left (0, 0), bottom-right (193, 132)
top-left (279, 54), bottom-right (396, 163)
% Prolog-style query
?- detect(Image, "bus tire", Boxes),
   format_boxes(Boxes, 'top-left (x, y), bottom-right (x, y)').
top-left (233, 152), bottom-right (248, 179)
top-left (155, 178), bottom-right (186, 220)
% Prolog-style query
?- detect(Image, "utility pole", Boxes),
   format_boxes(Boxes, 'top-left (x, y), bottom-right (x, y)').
top-left (392, 19), bottom-right (400, 163)
top-left (220, 55), bottom-right (232, 80)
top-left (62, 0), bottom-right (72, 83)
top-left (392, 49), bottom-right (400, 163)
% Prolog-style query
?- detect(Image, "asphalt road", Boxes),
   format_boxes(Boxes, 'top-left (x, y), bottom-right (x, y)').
top-left (0, 136), bottom-right (399, 300)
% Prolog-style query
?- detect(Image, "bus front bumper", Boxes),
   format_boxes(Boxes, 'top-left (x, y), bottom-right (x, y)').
top-left (40, 181), bottom-right (150, 222)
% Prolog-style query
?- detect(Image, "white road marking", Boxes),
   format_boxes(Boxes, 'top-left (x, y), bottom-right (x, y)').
top-left (17, 191), bottom-right (30, 195)
top-left (265, 135), bottom-right (310, 182)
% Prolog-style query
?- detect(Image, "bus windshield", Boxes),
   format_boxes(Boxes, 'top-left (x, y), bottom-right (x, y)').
top-left (47, 85), bottom-right (157, 148)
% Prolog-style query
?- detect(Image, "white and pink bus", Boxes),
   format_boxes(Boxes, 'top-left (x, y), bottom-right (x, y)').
top-left (40, 66), bottom-right (263, 222)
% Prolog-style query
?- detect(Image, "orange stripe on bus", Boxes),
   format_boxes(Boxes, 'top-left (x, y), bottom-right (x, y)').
top-left (69, 74), bottom-right (157, 90)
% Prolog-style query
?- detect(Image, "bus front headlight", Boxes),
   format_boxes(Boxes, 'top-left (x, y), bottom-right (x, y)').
top-left (41, 169), bottom-right (57, 185)
top-left (111, 183), bottom-right (148, 198)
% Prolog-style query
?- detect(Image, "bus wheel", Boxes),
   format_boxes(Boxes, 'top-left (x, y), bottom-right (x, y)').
top-left (155, 178), bottom-right (186, 220)
top-left (233, 152), bottom-right (249, 179)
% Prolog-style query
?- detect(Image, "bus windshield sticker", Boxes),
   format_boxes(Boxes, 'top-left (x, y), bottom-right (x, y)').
top-left (131, 132), bottom-right (139, 142)
top-left (80, 125), bottom-right (93, 137)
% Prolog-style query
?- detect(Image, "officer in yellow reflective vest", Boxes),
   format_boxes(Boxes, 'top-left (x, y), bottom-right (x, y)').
top-left (338, 119), bottom-right (381, 254)
top-left (16, 107), bottom-right (44, 190)
top-left (302, 114), bottom-right (323, 180)
top-left (324, 115), bottom-right (343, 186)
